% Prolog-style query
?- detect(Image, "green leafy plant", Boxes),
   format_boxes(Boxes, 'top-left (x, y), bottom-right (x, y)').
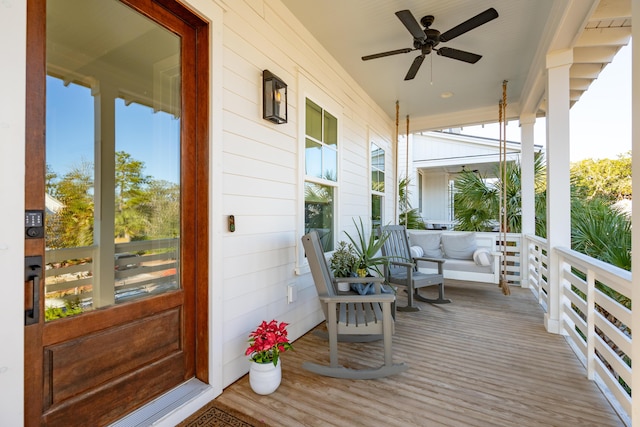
top-left (344, 217), bottom-right (390, 277)
top-left (329, 240), bottom-right (358, 278)
top-left (398, 176), bottom-right (426, 230)
top-left (453, 154), bottom-right (547, 232)
top-left (44, 298), bottom-right (83, 321)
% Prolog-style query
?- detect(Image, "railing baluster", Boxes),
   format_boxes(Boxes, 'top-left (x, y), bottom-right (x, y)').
top-left (586, 267), bottom-right (595, 381)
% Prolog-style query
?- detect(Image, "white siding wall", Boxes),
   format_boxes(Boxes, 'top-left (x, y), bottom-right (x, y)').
top-left (422, 172), bottom-right (450, 221)
top-left (210, 0), bottom-right (394, 389)
top-left (1, 0), bottom-right (396, 421)
top-left (412, 132), bottom-right (504, 168)
top-left (0, 1), bottom-right (26, 425)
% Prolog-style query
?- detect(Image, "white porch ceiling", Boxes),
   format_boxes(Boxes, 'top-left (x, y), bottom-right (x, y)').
top-left (281, 0), bottom-right (631, 132)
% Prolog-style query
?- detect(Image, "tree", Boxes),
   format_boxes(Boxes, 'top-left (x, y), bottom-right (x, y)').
top-left (451, 152), bottom-right (631, 272)
top-left (452, 171), bottom-right (499, 232)
top-left (571, 197), bottom-right (631, 271)
top-left (46, 152), bottom-right (181, 248)
top-left (569, 153), bottom-right (631, 271)
top-left (46, 161), bottom-right (95, 248)
top-left (571, 152), bottom-right (631, 202)
top-left (46, 164), bottom-right (58, 195)
top-left (115, 151), bottom-right (151, 240)
top-left (398, 176), bottom-right (426, 230)
top-left (145, 179), bottom-right (180, 239)
top-left (304, 181), bottom-right (334, 251)
top-left (453, 154), bottom-right (546, 233)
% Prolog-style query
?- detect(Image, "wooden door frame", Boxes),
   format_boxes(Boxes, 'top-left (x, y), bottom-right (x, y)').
top-left (24, 0), bottom-right (209, 424)
top-left (128, 0), bottom-right (211, 384)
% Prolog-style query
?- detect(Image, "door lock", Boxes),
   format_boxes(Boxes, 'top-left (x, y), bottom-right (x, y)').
top-left (25, 210), bottom-right (44, 239)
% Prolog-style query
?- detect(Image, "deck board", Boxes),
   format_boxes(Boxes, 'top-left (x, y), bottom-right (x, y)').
top-left (214, 280), bottom-right (625, 426)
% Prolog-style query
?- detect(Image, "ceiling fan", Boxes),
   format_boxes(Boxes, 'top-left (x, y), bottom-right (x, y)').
top-left (452, 166), bottom-right (479, 174)
top-left (361, 8), bottom-right (499, 80)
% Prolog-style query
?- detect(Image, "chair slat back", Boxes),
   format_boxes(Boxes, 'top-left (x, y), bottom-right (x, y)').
top-left (301, 231), bottom-right (336, 318)
top-left (379, 225), bottom-right (414, 276)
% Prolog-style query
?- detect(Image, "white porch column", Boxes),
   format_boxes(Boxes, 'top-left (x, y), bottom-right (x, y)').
top-left (519, 114), bottom-right (536, 288)
top-left (544, 49), bottom-right (572, 334)
top-left (93, 83), bottom-right (117, 307)
top-left (630, 1), bottom-right (640, 425)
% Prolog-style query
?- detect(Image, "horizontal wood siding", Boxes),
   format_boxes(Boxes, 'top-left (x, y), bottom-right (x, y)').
top-left (213, 0), bottom-right (395, 388)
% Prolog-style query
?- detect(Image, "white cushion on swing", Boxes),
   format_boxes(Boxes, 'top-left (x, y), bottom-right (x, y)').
top-left (473, 248), bottom-right (493, 266)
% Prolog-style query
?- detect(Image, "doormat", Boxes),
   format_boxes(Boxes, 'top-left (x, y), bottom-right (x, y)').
top-left (177, 400), bottom-right (270, 427)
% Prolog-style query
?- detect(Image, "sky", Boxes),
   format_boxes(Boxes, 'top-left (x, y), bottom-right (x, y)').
top-left (461, 42), bottom-right (632, 162)
top-left (47, 76), bottom-right (180, 185)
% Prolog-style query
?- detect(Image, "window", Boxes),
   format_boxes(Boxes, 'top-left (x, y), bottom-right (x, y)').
top-left (44, 4), bottom-right (182, 315)
top-left (371, 142), bottom-right (385, 231)
top-left (304, 98), bottom-right (338, 251)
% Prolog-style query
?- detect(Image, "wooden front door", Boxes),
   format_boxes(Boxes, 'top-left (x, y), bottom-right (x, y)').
top-left (24, 0), bottom-right (209, 425)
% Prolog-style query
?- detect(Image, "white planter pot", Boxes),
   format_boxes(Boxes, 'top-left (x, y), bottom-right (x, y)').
top-left (249, 359), bottom-right (282, 395)
top-left (336, 281), bottom-right (351, 292)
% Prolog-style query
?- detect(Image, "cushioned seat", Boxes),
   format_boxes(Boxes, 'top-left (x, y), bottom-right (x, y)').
top-left (408, 230), bottom-right (502, 284)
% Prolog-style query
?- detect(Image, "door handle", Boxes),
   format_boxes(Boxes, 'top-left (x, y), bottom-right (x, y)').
top-left (25, 256), bottom-right (42, 326)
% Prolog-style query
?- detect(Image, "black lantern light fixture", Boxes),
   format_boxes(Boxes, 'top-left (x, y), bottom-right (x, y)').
top-left (262, 69), bottom-right (287, 124)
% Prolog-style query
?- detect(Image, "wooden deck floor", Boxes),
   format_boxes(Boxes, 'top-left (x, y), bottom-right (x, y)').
top-left (214, 280), bottom-right (625, 426)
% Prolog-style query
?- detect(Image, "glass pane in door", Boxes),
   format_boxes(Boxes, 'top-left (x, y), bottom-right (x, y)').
top-left (44, 0), bottom-right (181, 320)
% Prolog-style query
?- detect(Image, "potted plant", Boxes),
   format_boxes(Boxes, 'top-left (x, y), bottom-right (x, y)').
top-left (329, 240), bottom-right (358, 291)
top-left (245, 320), bottom-right (293, 395)
top-left (344, 217), bottom-right (390, 277)
top-left (340, 218), bottom-right (395, 296)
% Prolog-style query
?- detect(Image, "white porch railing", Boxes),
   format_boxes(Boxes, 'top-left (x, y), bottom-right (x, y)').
top-left (497, 232), bottom-right (523, 286)
top-left (524, 234), bottom-right (549, 310)
top-left (45, 238), bottom-right (180, 310)
top-left (524, 234), bottom-right (632, 425)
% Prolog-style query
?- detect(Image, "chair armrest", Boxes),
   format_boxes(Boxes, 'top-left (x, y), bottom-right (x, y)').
top-left (388, 260), bottom-right (416, 279)
top-left (414, 256), bottom-right (445, 264)
top-left (389, 260), bottom-right (415, 268)
top-left (319, 294), bottom-right (395, 304)
top-left (413, 256), bottom-right (445, 275)
top-left (334, 276), bottom-right (385, 284)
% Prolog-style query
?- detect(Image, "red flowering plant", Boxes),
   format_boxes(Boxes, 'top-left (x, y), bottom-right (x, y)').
top-left (245, 320), bottom-right (294, 366)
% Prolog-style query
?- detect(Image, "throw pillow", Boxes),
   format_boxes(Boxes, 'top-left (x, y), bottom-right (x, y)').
top-left (473, 247), bottom-right (493, 266)
top-left (441, 232), bottom-right (477, 260)
top-left (410, 245), bottom-right (424, 258)
top-left (350, 282), bottom-right (394, 295)
top-left (409, 232), bottom-right (442, 258)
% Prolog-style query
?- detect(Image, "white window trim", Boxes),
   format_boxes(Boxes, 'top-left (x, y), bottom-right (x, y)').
top-left (370, 141), bottom-right (385, 231)
top-left (296, 73), bottom-right (343, 274)
top-left (368, 128), bottom-right (391, 227)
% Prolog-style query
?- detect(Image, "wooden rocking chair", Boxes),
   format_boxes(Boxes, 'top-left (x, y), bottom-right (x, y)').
top-left (301, 231), bottom-right (408, 379)
top-left (379, 225), bottom-right (451, 311)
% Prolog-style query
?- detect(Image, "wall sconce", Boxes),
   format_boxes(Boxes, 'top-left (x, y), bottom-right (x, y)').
top-left (263, 69), bottom-right (287, 124)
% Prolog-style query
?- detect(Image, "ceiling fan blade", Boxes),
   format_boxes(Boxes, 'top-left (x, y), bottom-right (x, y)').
top-left (395, 10), bottom-right (426, 42)
top-left (439, 8), bottom-right (499, 42)
top-left (362, 48), bottom-right (413, 61)
top-left (404, 55), bottom-right (425, 80)
top-left (436, 47), bottom-right (482, 64)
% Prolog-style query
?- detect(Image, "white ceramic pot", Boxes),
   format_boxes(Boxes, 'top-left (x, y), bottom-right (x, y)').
top-left (249, 359), bottom-right (282, 395)
top-left (336, 281), bottom-right (351, 292)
